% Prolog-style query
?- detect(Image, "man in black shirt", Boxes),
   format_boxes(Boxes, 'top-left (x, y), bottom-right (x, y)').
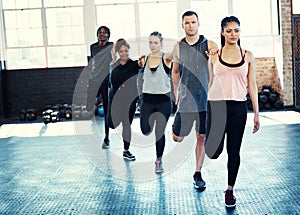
top-left (87, 26), bottom-right (113, 149)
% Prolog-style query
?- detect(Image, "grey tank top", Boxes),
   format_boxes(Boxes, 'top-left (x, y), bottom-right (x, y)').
top-left (142, 55), bottom-right (171, 94)
top-left (177, 35), bottom-right (209, 112)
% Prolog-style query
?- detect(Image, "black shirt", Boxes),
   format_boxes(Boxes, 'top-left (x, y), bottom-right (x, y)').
top-left (89, 41), bottom-right (113, 81)
top-left (109, 59), bottom-right (140, 104)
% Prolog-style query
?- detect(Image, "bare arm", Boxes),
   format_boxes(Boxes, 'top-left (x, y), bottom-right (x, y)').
top-left (138, 55), bottom-right (146, 67)
top-left (208, 55), bottom-right (215, 90)
top-left (206, 40), bottom-right (219, 56)
top-left (163, 52), bottom-right (174, 67)
top-left (207, 41), bottom-right (218, 90)
top-left (163, 40), bottom-right (178, 68)
top-left (171, 43), bottom-right (180, 104)
top-left (247, 51), bottom-right (260, 133)
top-left (110, 43), bottom-right (117, 65)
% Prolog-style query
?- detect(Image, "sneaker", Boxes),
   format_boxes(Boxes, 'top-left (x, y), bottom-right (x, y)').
top-left (155, 160), bottom-right (164, 173)
top-left (102, 139), bottom-right (110, 149)
top-left (123, 151), bottom-right (136, 161)
top-left (225, 189), bottom-right (236, 207)
top-left (193, 172), bottom-right (206, 189)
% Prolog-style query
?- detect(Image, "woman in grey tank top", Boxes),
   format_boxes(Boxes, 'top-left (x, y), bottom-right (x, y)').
top-left (138, 31), bottom-right (173, 173)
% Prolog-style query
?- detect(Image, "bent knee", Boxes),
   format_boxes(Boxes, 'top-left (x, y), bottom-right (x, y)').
top-left (206, 151), bottom-right (221, 159)
top-left (142, 131), bottom-right (151, 136)
top-left (173, 134), bottom-right (184, 142)
top-left (108, 121), bottom-right (116, 129)
top-left (197, 133), bottom-right (206, 144)
top-left (141, 127), bottom-right (151, 136)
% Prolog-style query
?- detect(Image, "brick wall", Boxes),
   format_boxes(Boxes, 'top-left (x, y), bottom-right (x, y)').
top-left (2, 67), bottom-right (88, 119)
top-left (281, 0), bottom-right (294, 106)
top-left (255, 57), bottom-right (283, 100)
top-left (254, 1), bottom-right (295, 107)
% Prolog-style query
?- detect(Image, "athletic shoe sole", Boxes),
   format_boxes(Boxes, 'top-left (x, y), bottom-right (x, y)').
top-left (193, 182), bottom-right (206, 189)
top-left (225, 203), bottom-right (236, 208)
top-left (155, 169), bottom-right (164, 174)
top-left (123, 156), bottom-right (136, 161)
top-left (102, 144), bottom-right (110, 149)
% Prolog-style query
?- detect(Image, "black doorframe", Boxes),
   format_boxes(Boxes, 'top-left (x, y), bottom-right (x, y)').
top-left (292, 16), bottom-right (300, 108)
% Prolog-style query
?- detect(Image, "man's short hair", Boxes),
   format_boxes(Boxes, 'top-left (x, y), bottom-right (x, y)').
top-left (182, 11), bottom-right (199, 22)
top-left (97, 26), bottom-right (110, 39)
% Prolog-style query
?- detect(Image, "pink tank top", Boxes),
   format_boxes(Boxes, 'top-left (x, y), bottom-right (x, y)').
top-left (208, 48), bottom-right (248, 101)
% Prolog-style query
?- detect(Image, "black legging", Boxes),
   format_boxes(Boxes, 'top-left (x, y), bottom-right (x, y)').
top-left (87, 79), bottom-right (109, 136)
top-left (205, 100), bottom-right (247, 187)
top-left (107, 98), bottom-right (137, 150)
top-left (140, 94), bottom-right (172, 159)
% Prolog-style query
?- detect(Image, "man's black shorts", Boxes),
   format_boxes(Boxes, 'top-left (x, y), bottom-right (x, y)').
top-left (172, 111), bottom-right (207, 136)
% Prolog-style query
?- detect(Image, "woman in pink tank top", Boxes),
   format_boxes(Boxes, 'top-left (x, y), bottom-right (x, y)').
top-left (205, 16), bottom-right (260, 208)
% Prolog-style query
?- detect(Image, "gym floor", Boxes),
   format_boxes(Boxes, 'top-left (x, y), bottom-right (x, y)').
top-left (0, 110), bottom-right (299, 214)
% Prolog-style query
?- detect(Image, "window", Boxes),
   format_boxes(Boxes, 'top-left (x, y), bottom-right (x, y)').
top-left (231, 0), bottom-right (279, 57)
top-left (191, 0), bottom-right (228, 41)
top-left (138, 1), bottom-right (177, 56)
top-left (96, 4), bottom-right (136, 43)
top-left (2, 0), bottom-right (86, 69)
top-left (95, 1), bottom-right (177, 58)
top-left (4, 8), bottom-right (45, 69)
top-left (232, 0), bottom-right (272, 36)
top-left (46, 7), bottom-right (84, 45)
top-left (5, 9), bottom-right (43, 47)
top-left (139, 2), bottom-right (177, 39)
top-left (46, 7), bottom-right (86, 67)
top-left (0, 0), bottom-right (282, 69)
top-left (137, 0), bottom-right (172, 2)
top-left (44, 0), bottom-right (83, 7)
top-left (6, 47), bottom-right (46, 69)
top-left (292, 0), bottom-right (300, 14)
top-left (95, 0), bottom-right (134, 4)
top-left (2, 0), bottom-right (41, 9)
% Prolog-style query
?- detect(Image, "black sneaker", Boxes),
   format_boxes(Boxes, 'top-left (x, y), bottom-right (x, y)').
top-left (225, 189), bottom-right (236, 207)
top-left (193, 172), bottom-right (206, 189)
top-left (102, 139), bottom-right (110, 149)
top-left (123, 151), bottom-right (136, 161)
